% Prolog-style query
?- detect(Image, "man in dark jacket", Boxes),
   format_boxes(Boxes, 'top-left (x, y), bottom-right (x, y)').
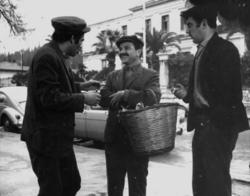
top-left (100, 35), bottom-right (161, 196)
top-left (21, 16), bottom-right (101, 196)
top-left (172, 5), bottom-right (249, 196)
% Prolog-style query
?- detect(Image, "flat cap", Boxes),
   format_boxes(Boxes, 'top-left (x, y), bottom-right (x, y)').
top-left (116, 35), bottom-right (144, 49)
top-left (51, 16), bottom-right (91, 34)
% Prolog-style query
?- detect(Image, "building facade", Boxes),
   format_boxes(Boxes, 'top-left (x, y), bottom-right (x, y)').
top-left (83, 0), bottom-right (246, 92)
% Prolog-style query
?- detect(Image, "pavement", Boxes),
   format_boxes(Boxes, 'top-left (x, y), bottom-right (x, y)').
top-left (0, 128), bottom-right (250, 196)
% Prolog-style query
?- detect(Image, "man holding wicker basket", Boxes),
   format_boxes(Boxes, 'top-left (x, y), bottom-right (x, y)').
top-left (100, 35), bottom-right (161, 196)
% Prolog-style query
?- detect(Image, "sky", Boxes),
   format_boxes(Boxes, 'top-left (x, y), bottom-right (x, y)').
top-left (0, 0), bottom-right (144, 53)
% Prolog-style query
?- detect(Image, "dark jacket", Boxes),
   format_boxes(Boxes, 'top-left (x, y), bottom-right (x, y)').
top-left (21, 41), bottom-right (85, 157)
top-left (100, 65), bottom-right (161, 143)
top-left (184, 33), bottom-right (249, 132)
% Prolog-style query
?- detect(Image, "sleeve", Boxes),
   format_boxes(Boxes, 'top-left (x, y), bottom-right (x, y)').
top-left (215, 44), bottom-right (243, 106)
top-left (210, 44), bottom-right (244, 124)
top-left (99, 72), bottom-right (115, 109)
top-left (34, 54), bottom-right (85, 113)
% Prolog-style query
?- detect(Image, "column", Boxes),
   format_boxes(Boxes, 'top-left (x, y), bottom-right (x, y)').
top-left (157, 52), bottom-right (170, 99)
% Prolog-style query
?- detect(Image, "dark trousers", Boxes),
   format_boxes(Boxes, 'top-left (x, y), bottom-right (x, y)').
top-left (105, 143), bottom-right (149, 196)
top-left (27, 143), bottom-right (81, 196)
top-left (192, 121), bottom-right (238, 196)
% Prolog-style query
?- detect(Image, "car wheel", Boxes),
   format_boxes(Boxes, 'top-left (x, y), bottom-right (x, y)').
top-left (1, 116), bottom-right (15, 132)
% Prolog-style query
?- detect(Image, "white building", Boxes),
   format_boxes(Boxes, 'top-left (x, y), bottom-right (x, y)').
top-left (83, 0), bottom-right (247, 91)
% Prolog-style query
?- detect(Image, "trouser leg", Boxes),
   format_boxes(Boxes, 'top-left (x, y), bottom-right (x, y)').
top-left (127, 154), bottom-right (149, 196)
top-left (61, 150), bottom-right (81, 196)
top-left (105, 148), bottom-right (127, 196)
top-left (192, 123), bottom-right (238, 196)
top-left (27, 144), bottom-right (81, 196)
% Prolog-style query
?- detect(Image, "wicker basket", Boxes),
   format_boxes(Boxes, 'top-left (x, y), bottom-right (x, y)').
top-left (119, 102), bottom-right (179, 156)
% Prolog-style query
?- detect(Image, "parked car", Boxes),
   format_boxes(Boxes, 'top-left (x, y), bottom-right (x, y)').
top-left (0, 86), bottom-right (26, 132)
top-left (74, 96), bottom-right (188, 142)
top-left (74, 104), bottom-right (108, 142)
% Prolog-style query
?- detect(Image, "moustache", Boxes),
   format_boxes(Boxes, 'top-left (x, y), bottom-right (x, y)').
top-left (119, 54), bottom-right (129, 58)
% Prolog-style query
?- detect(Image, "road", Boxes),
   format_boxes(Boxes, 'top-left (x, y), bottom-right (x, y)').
top-left (0, 128), bottom-right (250, 196)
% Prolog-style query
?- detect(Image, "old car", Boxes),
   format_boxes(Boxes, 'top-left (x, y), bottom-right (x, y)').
top-left (0, 86), bottom-right (26, 132)
top-left (74, 95), bottom-right (188, 142)
top-left (74, 104), bottom-right (108, 142)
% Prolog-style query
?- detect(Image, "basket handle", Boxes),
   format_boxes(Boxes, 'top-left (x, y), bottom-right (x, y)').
top-left (176, 103), bottom-right (189, 116)
top-left (135, 88), bottom-right (158, 109)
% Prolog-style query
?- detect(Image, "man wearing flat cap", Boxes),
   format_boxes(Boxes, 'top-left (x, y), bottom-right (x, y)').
top-left (100, 35), bottom-right (161, 196)
top-left (21, 16), bottom-right (101, 196)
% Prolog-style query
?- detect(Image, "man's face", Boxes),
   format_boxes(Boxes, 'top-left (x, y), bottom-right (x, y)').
top-left (185, 17), bottom-right (204, 44)
top-left (118, 42), bottom-right (141, 66)
top-left (67, 35), bottom-right (84, 57)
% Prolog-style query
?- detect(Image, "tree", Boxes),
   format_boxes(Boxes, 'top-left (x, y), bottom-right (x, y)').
top-left (11, 72), bottom-right (28, 86)
top-left (137, 28), bottom-right (184, 71)
top-left (93, 29), bottom-right (121, 54)
top-left (187, 0), bottom-right (250, 50)
top-left (241, 51), bottom-right (250, 88)
top-left (93, 29), bottom-right (122, 78)
top-left (0, 0), bottom-right (26, 35)
top-left (168, 52), bottom-right (194, 89)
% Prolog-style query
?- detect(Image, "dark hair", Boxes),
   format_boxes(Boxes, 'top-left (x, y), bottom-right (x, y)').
top-left (52, 31), bottom-right (84, 43)
top-left (181, 4), bottom-right (217, 28)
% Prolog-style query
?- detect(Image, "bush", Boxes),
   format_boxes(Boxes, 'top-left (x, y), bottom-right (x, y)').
top-left (241, 51), bottom-right (250, 89)
top-left (11, 72), bottom-right (28, 86)
top-left (167, 52), bottom-right (194, 88)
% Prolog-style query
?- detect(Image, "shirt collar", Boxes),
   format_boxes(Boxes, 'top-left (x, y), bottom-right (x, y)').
top-left (123, 63), bottom-right (142, 72)
top-left (199, 33), bottom-right (215, 48)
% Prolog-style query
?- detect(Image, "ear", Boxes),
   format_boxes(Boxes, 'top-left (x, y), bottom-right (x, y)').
top-left (137, 48), bottom-right (142, 57)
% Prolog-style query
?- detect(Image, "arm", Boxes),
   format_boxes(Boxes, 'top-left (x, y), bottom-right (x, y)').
top-left (75, 80), bottom-right (101, 92)
top-left (34, 54), bottom-right (85, 113)
top-left (99, 72), bottom-right (116, 108)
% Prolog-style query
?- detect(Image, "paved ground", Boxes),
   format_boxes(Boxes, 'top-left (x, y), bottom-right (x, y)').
top-left (0, 129), bottom-right (250, 196)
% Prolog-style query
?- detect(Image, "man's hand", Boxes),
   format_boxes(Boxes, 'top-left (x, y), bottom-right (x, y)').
top-left (171, 83), bottom-right (187, 99)
top-left (110, 90), bottom-right (125, 107)
top-left (83, 91), bottom-right (101, 106)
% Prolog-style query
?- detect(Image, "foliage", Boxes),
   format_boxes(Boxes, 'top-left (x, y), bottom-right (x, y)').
top-left (137, 28), bottom-right (184, 71)
top-left (93, 29), bottom-right (121, 54)
top-left (167, 52), bottom-right (194, 89)
top-left (93, 29), bottom-right (121, 70)
top-left (241, 51), bottom-right (250, 88)
top-left (72, 63), bottom-right (98, 82)
top-left (11, 72), bottom-right (28, 86)
top-left (187, 0), bottom-right (250, 50)
top-left (0, 0), bottom-right (26, 35)
top-left (0, 46), bottom-right (40, 67)
top-left (146, 28), bottom-right (183, 54)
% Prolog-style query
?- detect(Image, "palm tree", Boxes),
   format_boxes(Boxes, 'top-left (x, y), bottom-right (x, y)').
top-left (92, 29), bottom-right (122, 80)
top-left (146, 28), bottom-right (183, 54)
top-left (93, 29), bottom-right (121, 54)
top-left (138, 28), bottom-right (184, 71)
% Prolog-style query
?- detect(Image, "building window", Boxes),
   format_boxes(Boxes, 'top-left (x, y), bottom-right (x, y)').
top-left (145, 19), bottom-right (151, 32)
top-left (122, 25), bottom-right (127, 35)
top-left (161, 15), bottom-right (169, 32)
